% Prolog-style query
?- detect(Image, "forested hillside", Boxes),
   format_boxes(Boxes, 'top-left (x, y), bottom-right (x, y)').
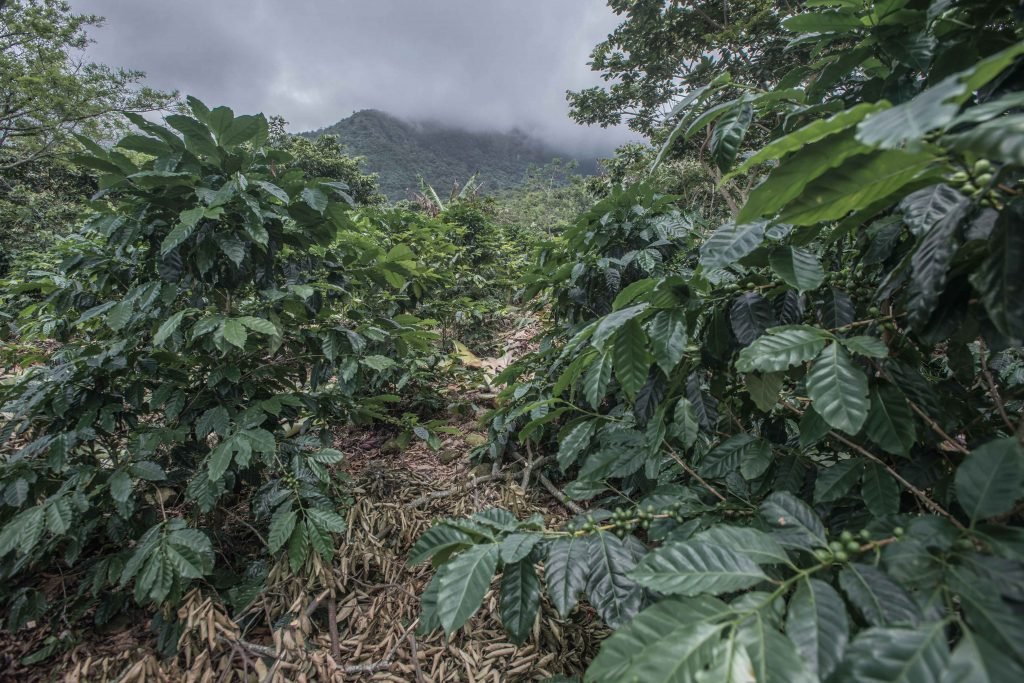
top-left (1, 1), bottom-right (1023, 682)
top-left (304, 109), bottom-right (598, 199)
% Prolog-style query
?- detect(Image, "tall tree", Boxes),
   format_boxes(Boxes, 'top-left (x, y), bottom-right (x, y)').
top-left (567, 0), bottom-right (796, 137)
top-left (0, 0), bottom-right (175, 170)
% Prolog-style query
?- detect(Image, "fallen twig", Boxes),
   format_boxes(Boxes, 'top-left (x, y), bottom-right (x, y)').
top-left (404, 473), bottom-right (507, 508)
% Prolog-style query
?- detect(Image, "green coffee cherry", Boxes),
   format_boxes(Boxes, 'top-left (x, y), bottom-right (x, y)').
top-left (859, 529), bottom-right (872, 540)
top-left (814, 548), bottom-right (832, 562)
top-left (950, 171), bottom-right (969, 184)
top-left (829, 540), bottom-right (844, 553)
top-left (893, 526), bottom-right (905, 537)
top-left (846, 541), bottom-right (861, 553)
top-left (974, 173), bottom-right (993, 187)
top-left (834, 551), bottom-right (849, 563)
top-left (840, 530), bottom-right (854, 543)
top-left (974, 159), bottom-right (992, 175)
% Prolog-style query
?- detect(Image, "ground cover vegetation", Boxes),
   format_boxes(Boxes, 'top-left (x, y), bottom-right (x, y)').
top-left (0, 0), bottom-right (1022, 681)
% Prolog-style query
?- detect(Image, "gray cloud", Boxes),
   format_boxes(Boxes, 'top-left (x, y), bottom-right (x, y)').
top-left (71, 0), bottom-right (639, 156)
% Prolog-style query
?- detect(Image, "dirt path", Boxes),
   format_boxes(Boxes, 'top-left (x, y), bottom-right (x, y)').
top-left (5, 312), bottom-right (607, 682)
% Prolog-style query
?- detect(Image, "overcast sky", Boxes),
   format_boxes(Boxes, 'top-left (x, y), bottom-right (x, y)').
top-left (70, 1), bottom-right (638, 156)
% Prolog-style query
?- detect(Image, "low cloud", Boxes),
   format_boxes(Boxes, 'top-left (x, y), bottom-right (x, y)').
top-left (71, 0), bottom-right (640, 157)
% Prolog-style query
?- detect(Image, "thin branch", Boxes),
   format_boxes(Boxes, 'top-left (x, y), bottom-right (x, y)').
top-left (782, 403), bottom-right (965, 529)
top-left (664, 443), bottom-right (727, 502)
top-left (979, 343), bottom-right (1015, 433)
top-left (536, 472), bottom-right (585, 514)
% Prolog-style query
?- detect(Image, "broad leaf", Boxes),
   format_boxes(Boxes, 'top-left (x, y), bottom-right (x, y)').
top-left (806, 343), bottom-right (869, 434)
top-left (970, 202), bottom-right (1024, 340)
top-left (864, 385), bottom-right (916, 456)
top-left (760, 492), bottom-right (827, 550)
top-left (839, 563), bottom-right (921, 627)
top-left (730, 293), bottom-right (776, 345)
top-left (771, 247), bottom-right (825, 292)
top-left (436, 543), bottom-right (500, 634)
top-left (692, 526), bottom-right (790, 566)
top-left (500, 559), bottom-right (541, 645)
top-left (545, 535), bottom-right (589, 618)
top-left (631, 540), bottom-right (767, 596)
top-left (906, 198), bottom-right (970, 329)
top-left (862, 463), bottom-right (900, 518)
top-left (649, 309), bottom-right (687, 375)
top-left (585, 596), bottom-right (730, 683)
top-left (955, 438), bottom-right (1023, 524)
top-left (786, 578), bottom-right (848, 680)
top-left (585, 533), bottom-right (643, 628)
top-left (700, 222), bottom-right (767, 268)
top-left (778, 150), bottom-right (937, 226)
top-left (558, 420), bottom-right (597, 471)
top-left (736, 325), bottom-right (830, 373)
top-left (613, 319), bottom-right (652, 399)
top-left (842, 623), bottom-right (949, 683)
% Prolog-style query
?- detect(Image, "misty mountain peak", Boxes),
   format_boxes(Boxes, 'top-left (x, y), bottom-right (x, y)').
top-left (302, 111), bottom-right (595, 200)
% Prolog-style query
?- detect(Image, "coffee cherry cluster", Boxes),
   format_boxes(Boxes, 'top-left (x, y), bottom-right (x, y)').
top-left (948, 159), bottom-right (1003, 206)
top-left (813, 528), bottom-right (886, 564)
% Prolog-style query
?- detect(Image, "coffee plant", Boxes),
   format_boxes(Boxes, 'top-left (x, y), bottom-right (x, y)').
top-left (0, 97), bottom-right (447, 628)
top-left (414, 2), bottom-right (1024, 681)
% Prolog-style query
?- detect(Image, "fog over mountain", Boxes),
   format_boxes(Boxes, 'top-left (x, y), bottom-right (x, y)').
top-left (305, 109), bottom-right (599, 200)
top-left (69, 0), bottom-right (639, 157)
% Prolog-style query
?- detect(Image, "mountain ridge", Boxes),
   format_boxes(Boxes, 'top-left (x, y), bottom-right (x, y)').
top-left (301, 109), bottom-right (598, 200)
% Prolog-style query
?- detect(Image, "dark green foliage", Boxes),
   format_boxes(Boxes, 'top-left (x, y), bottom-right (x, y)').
top-left (415, 2), bottom-right (1024, 681)
top-left (0, 97), bottom-right (451, 628)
